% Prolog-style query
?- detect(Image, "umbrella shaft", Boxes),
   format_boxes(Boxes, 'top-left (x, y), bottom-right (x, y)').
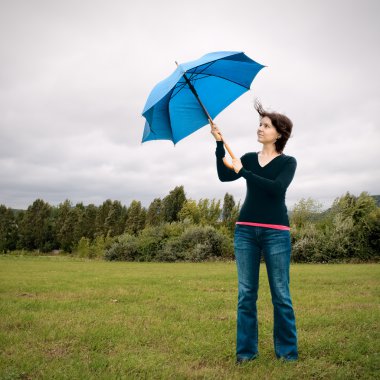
top-left (175, 62), bottom-right (235, 162)
top-left (182, 73), bottom-right (212, 121)
top-left (182, 74), bottom-right (235, 159)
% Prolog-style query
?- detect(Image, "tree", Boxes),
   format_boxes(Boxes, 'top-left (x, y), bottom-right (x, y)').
top-left (0, 205), bottom-right (18, 252)
top-left (179, 199), bottom-right (201, 224)
top-left (55, 200), bottom-right (84, 252)
top-left (328, 192), bottom-right (378, 259)
top-left (19, 199), bottom-right (54, 251)
top-left (125, 200), bottom-right (146, 235)
top-left (222, 193), bottom-right (240, 232)
top-left (198, 198), bottom-right (221, 226)
top-left (146, 198), bottom-right (163, 226)
top-left (76, 237), bottom-right (90, 258)
top-left (95, 199), bottom-right (113, 237)
top-left (104, 201), bottom-right (127, 237)
top-left (290, 197), bottom-right (322, 229)
top-left (162, 185), bottom-right (186, 223)
top-left (81, 203), bottom-right (98, 240)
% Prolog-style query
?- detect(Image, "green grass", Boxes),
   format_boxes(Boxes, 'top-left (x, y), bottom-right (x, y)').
top-left (0, 256), bottom-right (379, 379)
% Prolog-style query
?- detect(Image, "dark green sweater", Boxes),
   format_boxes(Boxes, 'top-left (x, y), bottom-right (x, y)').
top-left (216, 141), bottom-right (297, 227)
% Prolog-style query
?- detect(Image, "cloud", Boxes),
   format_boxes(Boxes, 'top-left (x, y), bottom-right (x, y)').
top-left (0, 0), bottom-right (379, 210)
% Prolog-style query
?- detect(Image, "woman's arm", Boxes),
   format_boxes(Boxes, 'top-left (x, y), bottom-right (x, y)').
top-left (238, 157), bottom-right (297, 196)
top-left (216, 141), bottom-right (243, 182)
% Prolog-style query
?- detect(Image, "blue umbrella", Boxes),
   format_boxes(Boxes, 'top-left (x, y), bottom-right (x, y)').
top-left (141, 51), bottom-right (265, 166)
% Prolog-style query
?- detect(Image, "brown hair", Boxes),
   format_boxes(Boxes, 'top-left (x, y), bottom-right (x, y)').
top-left (254, 100), bottom-right (293, 153)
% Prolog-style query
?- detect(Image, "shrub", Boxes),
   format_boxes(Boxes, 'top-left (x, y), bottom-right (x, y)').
top-left (160, 225), bottom-right (233, 262)
top-left (76, 237), bottom-right (90, 258)
top-left (104, 234), bottom-right (138, 261)
top-left (291, 192), bottom-right (380, 263)
top-left (291, 222), bottom-right (321, 262)
top-left (104, 223), bottom-right (233, 262)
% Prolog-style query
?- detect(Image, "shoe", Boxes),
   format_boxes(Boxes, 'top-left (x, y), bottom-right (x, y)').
top-left (236, 354), bottom-right (258, 365)
top-left (278, 356), bottom-right (298, 362)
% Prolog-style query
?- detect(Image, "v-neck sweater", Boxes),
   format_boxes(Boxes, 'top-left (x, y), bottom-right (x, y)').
top-left (215, 141), bottom-right (297, 228)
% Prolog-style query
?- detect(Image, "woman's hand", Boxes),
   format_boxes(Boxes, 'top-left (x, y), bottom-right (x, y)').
top-left (232, 158), bottom-right (243, 173)
top-left (209, 120), bottom-right (223, 141)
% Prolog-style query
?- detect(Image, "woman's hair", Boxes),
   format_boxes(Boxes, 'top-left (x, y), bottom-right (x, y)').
top-left (254, 100), bottom-right (293, 153)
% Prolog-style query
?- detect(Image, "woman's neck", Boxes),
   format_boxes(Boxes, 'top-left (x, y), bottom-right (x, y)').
top-left (260, 143), bottom-right (279, 156)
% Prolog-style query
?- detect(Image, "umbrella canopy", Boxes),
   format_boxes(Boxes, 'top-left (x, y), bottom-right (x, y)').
top-left (142, 51), bottom-right (265, 144)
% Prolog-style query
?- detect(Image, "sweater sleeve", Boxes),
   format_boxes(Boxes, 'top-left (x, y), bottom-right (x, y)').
top-left (238, 157), bottom-right (297, 196)
top-left (215, 141), bottom-right (243, 182)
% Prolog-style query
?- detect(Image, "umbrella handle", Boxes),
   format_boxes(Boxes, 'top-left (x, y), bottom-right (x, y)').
top-left (209, 118), bottom-right (236, 170)
top-left (221, 140), bottom-right (236, 170)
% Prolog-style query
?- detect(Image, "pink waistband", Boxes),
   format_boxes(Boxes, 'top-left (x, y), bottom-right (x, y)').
top-left (236, 221), bottom-right (290, 231)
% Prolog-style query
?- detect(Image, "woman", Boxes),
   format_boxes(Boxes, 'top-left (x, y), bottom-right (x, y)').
top-left (211, 101), bottom-right (298, 363)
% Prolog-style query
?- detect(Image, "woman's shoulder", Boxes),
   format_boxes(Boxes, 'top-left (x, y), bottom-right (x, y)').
top-left (280, 154), bottom-right (297, 166)
top-left (240, 152), bottom-right (257, 163)
top-left (241, 152), bottom-right (258, 159)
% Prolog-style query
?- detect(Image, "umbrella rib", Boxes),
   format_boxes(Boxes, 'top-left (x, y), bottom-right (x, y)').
top-left (170, 61), bottom-right (222, 100)
top-left (169, 61), bottom-right (216, 99)
top-left (171, 81), bottom-right (187, 98)
top-left (187, 60), bottom-right (251, 89)
top-left (191, 72), bottom-right (250, 90)
top-left (188, 62), bottom-right (215, 78)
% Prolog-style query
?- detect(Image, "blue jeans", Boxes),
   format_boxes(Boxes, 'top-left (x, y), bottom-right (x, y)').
top-left (234, 224), bottom-right (298, 361)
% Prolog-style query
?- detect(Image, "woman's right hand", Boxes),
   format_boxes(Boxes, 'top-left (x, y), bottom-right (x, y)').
top-left (209, 120), bottom-right (223, 141)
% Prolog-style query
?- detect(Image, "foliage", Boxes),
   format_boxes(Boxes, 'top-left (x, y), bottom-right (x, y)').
top-left (145, 197), bottom-right (163, 226)
top-left (160, 224), bottom-right (233, 262)
top-left (124, 200), bottom-right (146, 236)
top-left (290, 197), bottom-right (322, 228)
top-left (178, 199), bottom-right (201, 225)
top-left (222, 193), bottom-right (241, 235)
top-left (18, 199), bottom-right (54, 252)
top-left (0, 205), bottom-right (18, 252)
top-left (1, 189), bottom-right (379, 263)
top-left (104, 234), bottom-right (139, 261)
top-left (76, 235), bottom-right (113, 259)
top-left (104, 200), bottom-right (127, 237)
top-left (179, 198), bottom-right (222, 227)
top-left (161, 185), bottom-right (186, 223)
top-left (291, 192), bottom-right (380, 262)
top-left (197, 198), bottom-right (221, 226)
top-left (76, 237), bottom-right (90, 258)
top-left (104, 222), bottom-right (233, 262)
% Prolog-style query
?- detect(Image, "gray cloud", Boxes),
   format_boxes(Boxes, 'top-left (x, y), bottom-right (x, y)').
top-left (0, 0), bottom-right (379, 210)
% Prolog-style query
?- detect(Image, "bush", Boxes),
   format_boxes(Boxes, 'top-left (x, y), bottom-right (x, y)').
top-left (291, 222), bottom-right (321, 262)
top-left (175, 225), bottom-right (233, 262)
top-left (291, 192), bottom-right (380, 263)
top-left (104, 234), bottom-right (139, 261)
top-left (368, 208), bottom-right (380, 257)
top-left (76, 237), bottom-right (90, 258)
top-left (154, 224), bottom-right (233, 262)
top-left (104, 223), bottom-right (233, 262)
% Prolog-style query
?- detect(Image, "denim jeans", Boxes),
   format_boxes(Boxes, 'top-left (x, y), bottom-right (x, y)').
top-left (234, 224), bottom-right (298, 361)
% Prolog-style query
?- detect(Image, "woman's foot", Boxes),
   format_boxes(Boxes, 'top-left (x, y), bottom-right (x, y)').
top-left (236, 354), bottom-right (258, 365)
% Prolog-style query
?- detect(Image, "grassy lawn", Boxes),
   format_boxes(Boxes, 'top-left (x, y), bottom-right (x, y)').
top-left (0, 256), bottom-right (379, 379)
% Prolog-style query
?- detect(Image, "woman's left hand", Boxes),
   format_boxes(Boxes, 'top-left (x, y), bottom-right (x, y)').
top-left (232, 158), bottom-right (243, 173)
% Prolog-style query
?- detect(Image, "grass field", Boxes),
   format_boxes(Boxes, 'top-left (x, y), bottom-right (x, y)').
top-left (0, 256), bottom-right (379, 379)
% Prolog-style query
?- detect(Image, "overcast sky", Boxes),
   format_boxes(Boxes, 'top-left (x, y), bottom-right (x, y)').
top-left (1, 0), bottom-right (379, 211)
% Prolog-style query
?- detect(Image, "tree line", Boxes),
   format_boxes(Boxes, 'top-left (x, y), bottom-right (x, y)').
top-left (0, 186), bottom-right (238, 253)
top-left (0, 187), bottom-right (379, 262)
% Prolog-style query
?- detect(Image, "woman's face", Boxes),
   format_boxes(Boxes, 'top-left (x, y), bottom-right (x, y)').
top-left (257, 116), bottom-right (280, 144)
